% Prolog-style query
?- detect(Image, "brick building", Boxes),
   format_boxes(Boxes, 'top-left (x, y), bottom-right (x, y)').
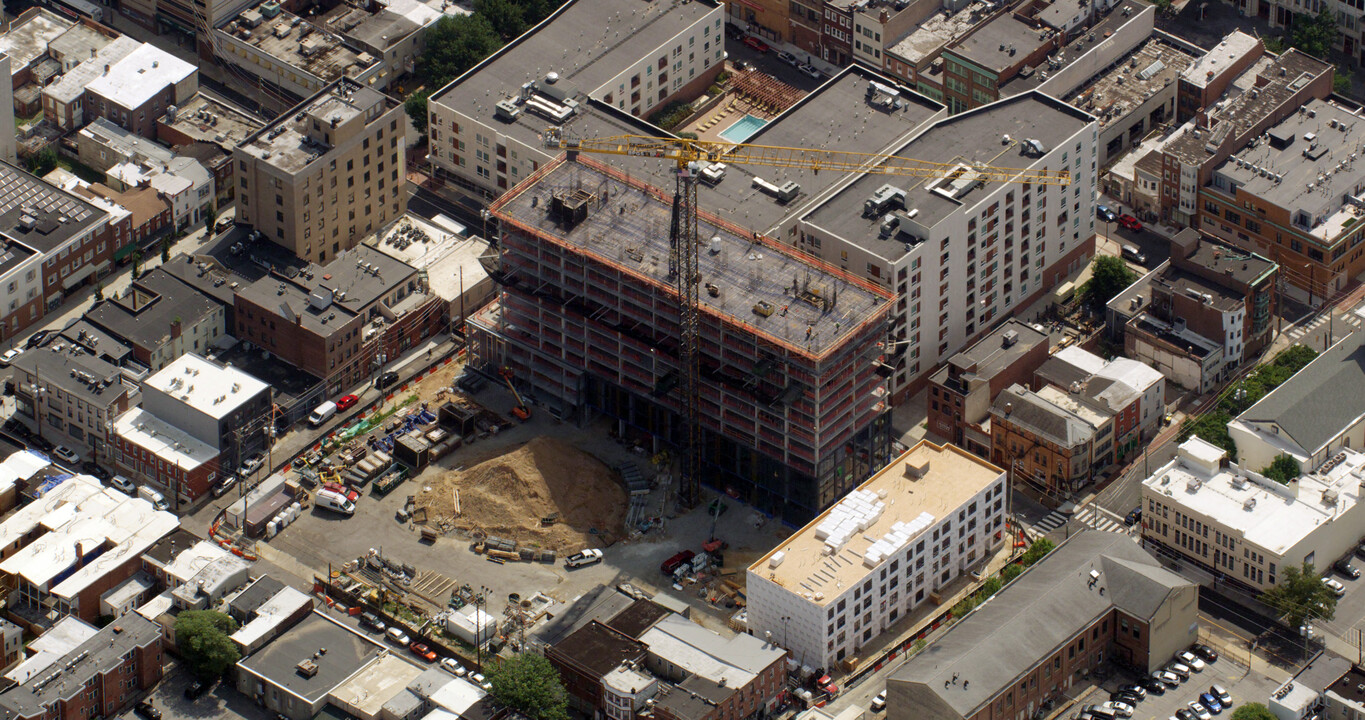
top-left (928, 320), bottom-right (1049, 457)
top-left (81, 44), bottom-right (197, 139)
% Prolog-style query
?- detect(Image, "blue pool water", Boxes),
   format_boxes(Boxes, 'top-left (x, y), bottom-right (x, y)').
top-left (718, 114), bottom-right (769, 143)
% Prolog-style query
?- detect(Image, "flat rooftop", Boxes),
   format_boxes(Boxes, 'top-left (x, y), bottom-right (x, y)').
top-left (490, 155), bottom-right (894, 360)
top-left (0, 9), bottom-right (72, 73)
top-left (87, 268), bottom-right (220, 351)
top-left (1064, 38), bottom-right (1196, 126)
top-left (933, 319), bottom-right (1048, 386)
top-left (329, 653), bottom-right (424, 718)
top-left (750, 440), bottom-right (1003, 603)
top-left (86, 43), bottom-right (195, 109)
top-left (43, 37), bottom-right (143, 105)
top-left (1181, 30), bottom-right (1260, 88)
top-left (236, 78), bottom-right (395, 175)
top-left (1212, 98), bottom-right (1365, 240)
top-left (1144, 438), bottom-right (1365, 554)
top-left (365, 214), bottom-right (491, 303)
top-left (238, 611), bottom-right (383, 703)
top-left (802, 91), bottom-right (1092, 259)
top-left (1152, 266), bottom-right (1245, 312)
top-left (218, 9), bottom-right (368, 86)
top-left (949, 12), bottom-right (1039, 74)
top-left (12, 344), bottom-right (132, 407)
top-left (888, 2), bottom-right (994, 64)
top-left (115, 407), bottom-right (218, 469)
top-left (0, 160), bottom-right (107, 254)
top-left (47, 23), bottom-right (114, 61)
top-left (145, 353), bottom-right (269, 420)
top-left (0, 614), bottom-right (160, 717)
top-left (1003, 0), bottom-right (1150, 96)
top-left (637, 613), bottom-right (783, 686)
top-left (4, 616), bottom-right (96, 684)
top-left (160, 92), bottom-right (265, 152)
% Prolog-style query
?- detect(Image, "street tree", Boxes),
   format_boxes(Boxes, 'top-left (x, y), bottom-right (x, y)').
top-left (204, 205), bottom-right (218, 235)
top-left (1291, 8), bottom-right (1336, 59)
top-left (1231, 704), bottom-right (1278, 720)
top-left (1083, 255), bottom-right (1137, 312)
top-left (1260, 561), bottom-right (1336, 629)
top-left (416, 15), bottom-right (503, 88)
top-left (487, 653), bottom-right (568, 720)
top-left (405, 90), bottom-right (430, 135)
top-left (1020, 537), bottom-right (1055, 567)
top-left (476, 0), bottom-right (525, 39)
top-left (175, 610), bottom-right (240, 679)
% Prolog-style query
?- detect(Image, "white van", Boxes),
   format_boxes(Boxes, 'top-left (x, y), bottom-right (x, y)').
top-left (309, 401), bottom-right (338, 426)
top-left (138, 486), bottom-right (168, 511)
top-left (315, 488), bottom-right (355, 515)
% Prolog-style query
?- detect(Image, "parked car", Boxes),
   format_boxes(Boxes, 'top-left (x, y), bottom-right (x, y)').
top-left (1199, 693), bottom-right (1222, 714)
top-left (1188, 702), bottom-right (1212, 720)
top-left (52, 445), bottom-right (79, 464)
top-left (870, 691), bottom-right (887, 712)
top-left (1121, 244), bottom-right (1148, 265)
top-left (110, 475), bottom-right (136, 494)
top-left (1355, 542), bottom-right (1365, 560)
top-left (409, 641), bottom-right (438, 662)
top-left (1117, 684), bottom-right (1146, 700)
top-left (565, 548), bottom-right (605, 568)
top-left (1176, 650), bottom-right (1206, 671)
top-left (1192, 644), bottom-right (1220, 663)
top-left (1102, 701), bottom-right (1134, 718)
top-left (1210, 685), bottom-right (1231, 706)
top-left (441, 657), bottom-right (468, 677)
top-left (359, 613), bottom-right (386, 632)
top-left (1140, 677), bottom-right (1167, 695)
top-left (375, 371), bottom-right (400, 389)
top-left (1082, 705), bottom-right (1115, 720)
top-left (3, 418), bottom-right (32, 440)
top-left (322, 482), bottom-right (360, 503)
top-left (80, 461), bottom-right (110, 480)
top-left (238, 452), bottom-right (265, 477)
top-left (24, 330), bottom-right (51, 349)
top-left (135, 702), bottom-right (162, 720)
top-left (215, 217), bottom-right (234, 233)
top-left (1118, 214), bottom-right (1144, 231)
top-left (0, 348), bottom-right (21, 366)
top-left (1175, 709), bottom-right (1195, 720)
top-left (1124, 507), bottom-right (1142, 526)
top-left (1323, 576), bottom-right (1347, 596)
top-left (471, 672), bottom-right (492, 690)
top-left (661, 549), bottom-right (696, 575)
top-left (28, 435), bottom-right (52, 452)
top-left (336, 394), bottom-right (359, 411)
top-left (742, 36), bottom-right (770, 52)
top-left (1166, 662), bottom-right (1190, 680)
top-left (1096, 205), bottom-right (1117, 222)
top-left (1155, 669), bottom-right (1181, 686)
top-left (211, 475), bottom-right (238, 497)
top-left (184, 678), bottom-right (216, 700)
top-left (1111, 690), bottom-right (1142, 705)
top-left (386, 627), bottom-right (410, 646)
top-left (777, 50), bottom-right (799, 66)
top-left (799, 64), bottom-right (824, 79)
top-left (1335, 559), bottom-right (1360, 578)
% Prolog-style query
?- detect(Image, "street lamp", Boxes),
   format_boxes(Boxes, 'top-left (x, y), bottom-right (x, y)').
top-left (30, 384), bottom-right (46, 443)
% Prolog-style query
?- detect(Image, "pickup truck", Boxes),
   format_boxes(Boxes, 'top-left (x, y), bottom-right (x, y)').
top-left (565, 549), bottom-right (604, 568)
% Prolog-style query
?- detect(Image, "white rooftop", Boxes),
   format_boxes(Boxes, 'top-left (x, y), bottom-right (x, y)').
top-left (85, 43), bottom-right (195, 109)
top-left (1038, 385), bottom-right (1111, 428)
top-left (135, 590), bottom-right (175, 622)
top-left (162, 539), bottom-right (233, 584)
top-left (42, 36), bottom-right (142, 104)
top-left (428, 676), bottom-right (487, 714)
top-left (1095, 357), bottom-right (1164, 391)
top-left (330, 654), bottom-right (425, 719)
top-left (231, 585), bottom-right (313, 649)
top-left (1180, 31), bottom-right (1260, 88)
top-left (145, 353), bottom-right (269, 419)
top-left (1053, 346), bottom-right (1109, 375)
top-left (3, 616), bottom-right (96, 684)
top-left (367, 214), bottom-right (491, 304)
top-left (1143, 437), bottom-right (1365, 554)
top-left (0, 449), bottom-right (50, 496)
top-left (115, 407), bottom-right (217, 470)
top-left (43, 169), bottom-right (131, 226)
top-left (637, 614), bottom-right (784, 688)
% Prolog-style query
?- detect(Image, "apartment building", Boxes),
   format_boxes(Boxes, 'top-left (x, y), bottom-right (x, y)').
top-left (747, 441), bottom-right (1006, 668)
top-left (474, 152), bottom-right (896, 519)
top-left (235, 244), bottom-right (439, 395)
top-left (0, 613), bottom-right (162, 720)
top-left (40, 36), bottom-right (140, 131)
top-left (425, 0), bottom-right (725, 200)
top-left (991, 382), bottom-right (1105, 495)
top-left (137, 353), bottom-right (271, 475)
top-left (928, 319), bottom-right (1050, 457)
top-left (0, 475), bottom-right (178, 626)
top-left (85, 268), bottom-right (225, 372)
top-left (0, 162), bottom-right (117, 338)
top-left (1217, 0), bottom-right (1365, 68)
top-left (882, 0), bottom-right (1000, 95)
top-left (1199, 97), bottom-right (1365, 305)
top-left (1109, 231), bottom-right (1279, 392)
top-left (11, 344), bottom-right (139, 459)
top-left (1140, 436), bottom-right (1365, 592)
top-left (156, 92), bottom-right (265, 206)
top-left (1229, 332), bottom-right (1365, 472)
top-left (798, 91), bottom-right (1097, 400)
top-left (887, 530), bottom-right (1198, 720)
top-left (79, 43), bottom-right (197, 138)
top-left (313, 0), bottom-right (444, 91)
top-left (234, 78), bottom-right (404, 262)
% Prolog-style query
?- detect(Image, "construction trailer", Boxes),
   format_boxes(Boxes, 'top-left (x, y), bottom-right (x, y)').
top-left (469, 156), bottom-right (897, 521)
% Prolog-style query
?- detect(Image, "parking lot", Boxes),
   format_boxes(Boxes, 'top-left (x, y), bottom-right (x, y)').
top-left (1314, 549), bottom-right (1365, 643)
top-left (135, 663), bottom-right (271, 720)
top-left (1073, 649), bottom-right (1282, 720)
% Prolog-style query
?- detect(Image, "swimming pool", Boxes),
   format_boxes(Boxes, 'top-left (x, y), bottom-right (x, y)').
top-left (718, 114), bottom-right (769, 143)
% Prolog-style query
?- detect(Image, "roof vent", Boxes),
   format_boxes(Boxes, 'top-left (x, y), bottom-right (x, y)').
top-left (296, 659), bottom-right (319, 678)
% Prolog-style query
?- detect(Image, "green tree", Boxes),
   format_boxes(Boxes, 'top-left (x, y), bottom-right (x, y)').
top-left (131, 249), bottom-right (142, 278)
top-left (979, 576), bottom-right (1003, 599)
top-left (476, 0), bottom-right (525, 39)
top-left (204, 205), bottom-right (218, 235)
top-left (94, 282), bottom-right (104, 301)
top-left (1264, 36), bottom-right (1287, 53)
top-left (1083, 255), bottom-right (1137, 312)
top-left (1002, 562), bottom-right (1025, 583)
top-left (1261, 454), bottom-right (1302, 485)
top-left (405, 90), bottom-right (430, 135)
top-left (1260, 562), bottom-right (1336, 629)
top-left (416, 14), bottom-right (503, 88)
top-left (1231, 704), bottom-right (1279, 720)
top-left (1291, 8), bottom-right (1336, 59)
top-left (487, 653), bottom-right (568, 720)
top-left (1020, 537), bottom-right (1055, 567)
top-left (1336, 66), bottom-right (1354, 95)
top-left (175, 610), bottom-right (240, 679)
top-left (161, 236), bottom-right (172, 264)
top-left (25, 147), bottom-right (58, 177)
top-left (517, 0), bottom-right (560, 25)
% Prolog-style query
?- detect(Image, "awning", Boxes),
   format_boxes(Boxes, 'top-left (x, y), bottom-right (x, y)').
top-left (61, 266), bottom-right (94, 290)
top-left (157, 12), bottom-right (196, 35)
top-left (112, 241), bottom-right (138, 262)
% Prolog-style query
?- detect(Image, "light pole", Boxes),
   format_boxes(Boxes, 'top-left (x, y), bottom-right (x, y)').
top-left (30, 383), bottom-right (46, 444)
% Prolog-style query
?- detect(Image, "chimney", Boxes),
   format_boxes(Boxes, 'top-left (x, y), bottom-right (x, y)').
top-left (170, 319), bottom-right (182, 338)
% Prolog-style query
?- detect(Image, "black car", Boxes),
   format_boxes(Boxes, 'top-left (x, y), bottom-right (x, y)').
top-left (28, 435), bottom-right (53, 452)
top-left (1124, 507), bottom-right (1142, 526)
top-left (1191, 643), bottom-right (1220, 662)
top-left (1176, 710), bottom-right (1195, 720)
top-left (1336, 559), bottom-right (1361, 579)
top-left (134, 702), bottom-right (162, 720)
top-left (1141, 678), bottom-right (1166, 695)
top-left (80, 461), bottom-right (111, 480)
top-left (24, 330), bottom-right (51, 349)
top-left (184, 678), bottom-right (215, 700)
top-left (1117, 684), bottom-right (1147, 700)
top-left (2, 418), bottom-right (31, 440)
top-left (375, 370), bottom-right (400, 389)
top-left (1111, 691), bottom-right (1142, 705)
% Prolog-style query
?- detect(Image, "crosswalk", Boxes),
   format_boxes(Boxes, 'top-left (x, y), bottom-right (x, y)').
top-left (1026, 505), bottom-right (1130, 539)
top-left (1287, 310), bottom-right (1362, 340)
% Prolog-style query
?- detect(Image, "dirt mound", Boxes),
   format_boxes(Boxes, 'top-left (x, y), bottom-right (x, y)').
top-left (415, 436), bottom-right (625, 551)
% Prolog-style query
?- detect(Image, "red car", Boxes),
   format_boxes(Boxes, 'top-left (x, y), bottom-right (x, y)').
top-left (321, 483), bottom-right (359, 502)
top-left (742, 36), bottom-right (770, 53)
top-left (409, 641), bottom-right (437, 662)
top-left (336, 394), bottom-right (359, 411)
top-left (1118, 214), bottom-right (1143, 231)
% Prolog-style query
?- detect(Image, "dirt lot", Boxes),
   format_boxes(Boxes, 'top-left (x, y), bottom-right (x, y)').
top-left (413, 436), bottom-right (627, 550)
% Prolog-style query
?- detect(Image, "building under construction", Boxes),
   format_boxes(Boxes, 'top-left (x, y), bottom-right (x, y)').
top-left (470, 155), bottom-right (896, 520)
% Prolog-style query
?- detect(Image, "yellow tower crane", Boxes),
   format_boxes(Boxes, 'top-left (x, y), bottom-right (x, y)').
top-left (541, 128), bottom-right (1072, 511)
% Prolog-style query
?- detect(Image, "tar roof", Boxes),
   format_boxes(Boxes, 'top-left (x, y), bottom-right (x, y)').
top-left (86, 268), bottom-right (219, 351)
top-left (230, 574), bottom-right (289, 617)
top-left (888, 1), bottom-right (994, 64)
top-left (236, 78), bottom-right (396, 174)
top-left (12, 345), bottom-right (130, 406)
top-left (948, 12), bottom-right (1040, 74)
top-left (237, 611), bottom-right (383, 703)
top-left (1151, 266), bottom-right (1246, 312)
top-left (549, 620), bottom-right (647, 678)
top-left (1182, 237), bottom-right (1276, 286)
top-left (236, 244), bottom-right (417, 336)
top-left (218, 9), bottom-right (367, 86)
top-left (1236, 332), bottom-right (1365, 455)
top-left (888, 530), bottom-right (1190, 717)
top-left (1212, 98), bottom-right (1365, 239)
top-left (85, 43), bottom-right (195, 109)
top-left (606, 599), bottom-right (670, 638)
top-left (0, 9), bottom-right (71, 74)
top-left (803, 92), bottom-right (1092, 257)
top-left (655, 676), bottom-right (731, 720)
top-left (0, 161), bottom-right (106, 254)
top-left (934, 319), bottom-right (1047, 383)
top-left (1003, 0), bottom-right (1150, 96)
top-left (492, 155), bottom-right (893, 360)
top-left (1058, 37), bottom-right (1195, 120)
top-left (751, 440), bottom-right (1002, 601)
top-left (0, 613), bottom-right (160, 716)
top-left (161, 92), bottom-right (265, 152)
top-left (531, 586), bottom-right (636, 647)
